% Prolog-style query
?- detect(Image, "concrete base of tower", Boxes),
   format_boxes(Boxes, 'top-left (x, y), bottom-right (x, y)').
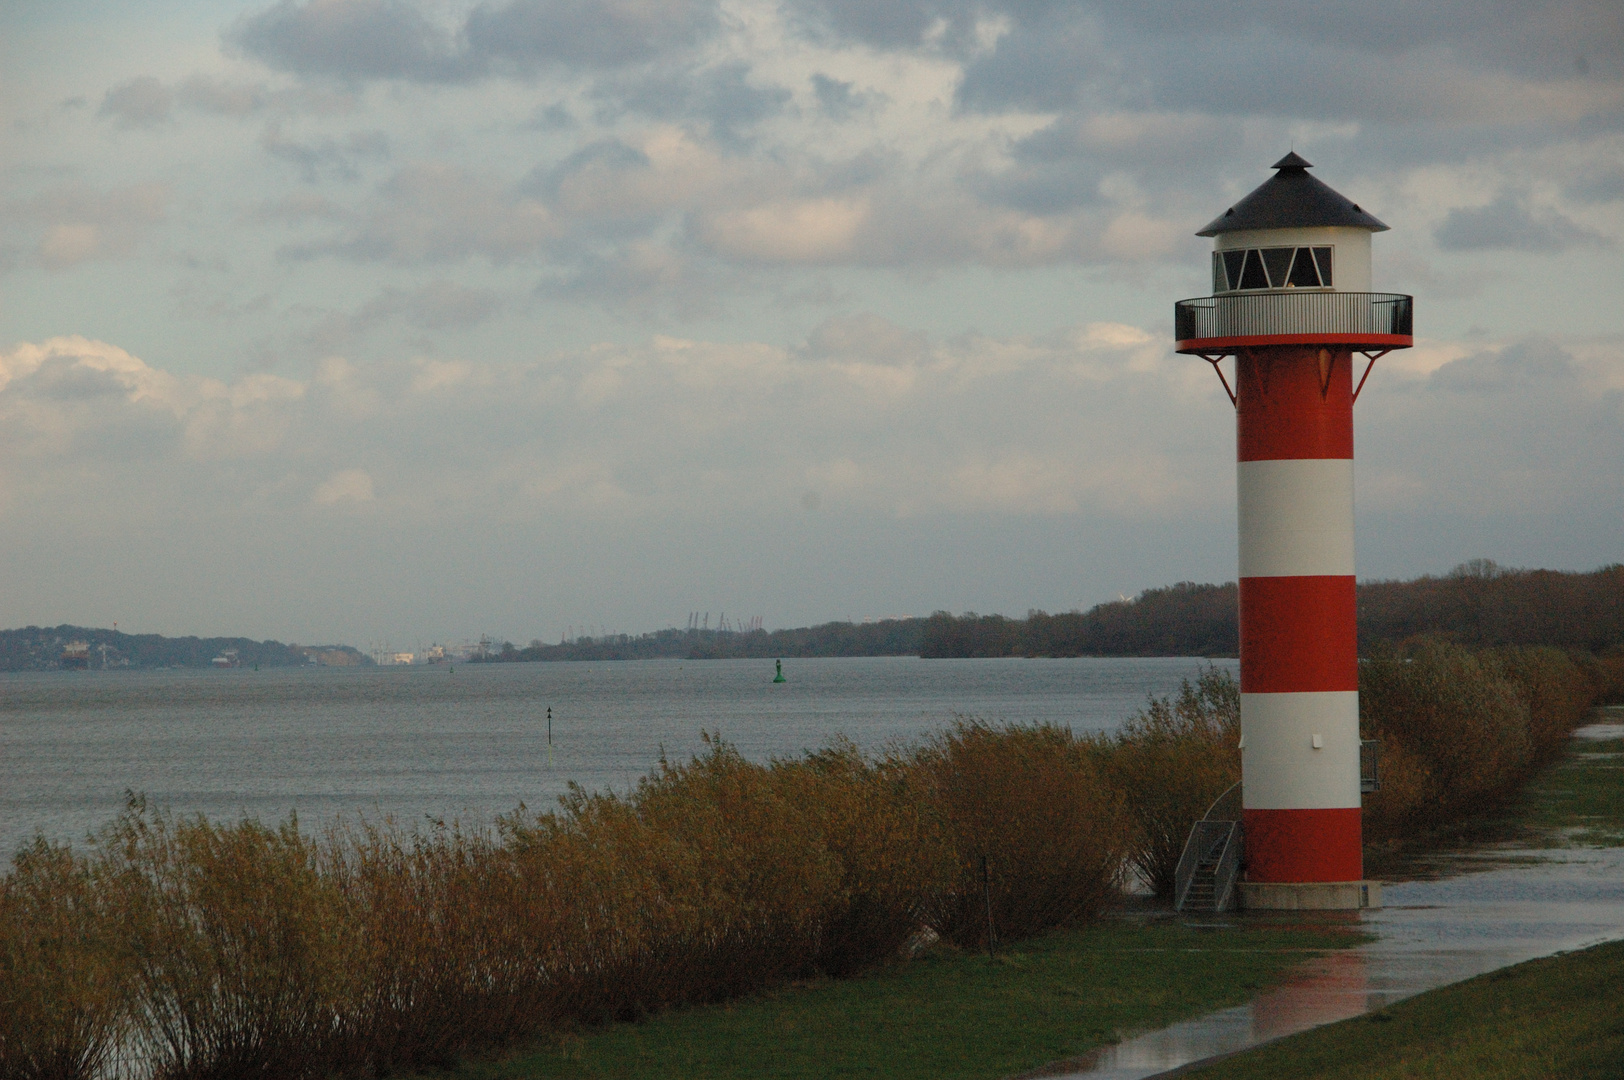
top-left (1239, 880), bottom-right (1382, 911)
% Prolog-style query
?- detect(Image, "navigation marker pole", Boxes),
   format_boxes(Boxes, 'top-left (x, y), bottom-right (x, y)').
top-left (547, 706), bottom-right (553, 765)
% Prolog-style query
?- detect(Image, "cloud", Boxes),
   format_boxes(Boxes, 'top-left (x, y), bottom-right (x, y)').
top-left (283, 163), bottom-right (557, 263)
top-left (1357, 337), bottom-right (1624, 521)
top-left (695, 196), bottom-right (871, 263)
top-left (1433, 193), bottom-right (1610, 252)
top-left (232, 0), bottom-right (473, 82)
top-left (98, 76), bottom-right (174, 127)
top-left (786, 0), bottom-right (988, 52)
top-left (1, 325), bottom-right (1618, 640)
top-left (0, 336), bottom-right (302, 464)
top-left (16, 184), bottom-right (171, 271)
top-left (313, 467), bottom-right (375, 504)
top-left (810, 73), bottom-right (881, 120)
top-left (593, 61), bottom-right (792, 145)
top-left (355, 281), bottom-right (505, 331)
top-left (259, 122), bottom-right (390, 182)
top-left (175, 75), bottom-right (271, 116)
top-left (465, 0), bottom-right (717, 72)
top-left (232, 0), bottom-right (718, 83)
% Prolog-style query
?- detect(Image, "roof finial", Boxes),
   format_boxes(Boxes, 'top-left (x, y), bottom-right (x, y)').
top-left (1272, 150), bottom-right (1313, 170)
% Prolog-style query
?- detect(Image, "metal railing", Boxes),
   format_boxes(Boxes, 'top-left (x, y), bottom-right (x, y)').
top-left (1361, 738), bottom-right (1381, 793)
top-left (1173, 782), bottom-right (1245, 912)
top-left (1210, 822), bottom-right (1243, 912)
top-left (1173, 820), bottom-right (1233, 911)
top-left (1175, 291), bottom-right (1413, 343)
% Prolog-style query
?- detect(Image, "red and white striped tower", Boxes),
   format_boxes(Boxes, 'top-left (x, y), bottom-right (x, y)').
top-left (1175, 153), bottom-right (1413, 909)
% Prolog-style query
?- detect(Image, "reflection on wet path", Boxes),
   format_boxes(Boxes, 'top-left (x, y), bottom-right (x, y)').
top-left (1029, 718), bottom-right (1624, 1079)
top-left (1031, 848), bottom-right (1624, 1080)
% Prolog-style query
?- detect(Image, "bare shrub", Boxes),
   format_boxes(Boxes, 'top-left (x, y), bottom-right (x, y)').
top-left (0, 839), bottom-right (119, 1080)
top-left (772, 741), bottom-right (950, 977)
top-left (1094, 667), bottom-right (1240, 897)
top-left (908, 721), bottom-right (1133, 947)
top-left (1357, 641), bottom-right (1608, 841)
top-left (91, 798), bottom-right (352, 1080)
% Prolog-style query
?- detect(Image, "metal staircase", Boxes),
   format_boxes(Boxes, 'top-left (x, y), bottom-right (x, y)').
top-left (1174, 783), bottom-right (1244, 913)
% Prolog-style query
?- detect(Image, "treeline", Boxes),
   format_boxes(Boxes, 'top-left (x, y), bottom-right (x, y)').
top-left (0, 626), bottom-right (368, 672)
top-left (484, 619), bottom-right (926, 663)
top-left (1359, 561), bottom-right (1624, 653)
top-left (5, 645), bottom-right (1620, 1079)
top-left (921, 582), bottom-right (1239, 658)
top-left (919, 563), bottom-right (1624, 658)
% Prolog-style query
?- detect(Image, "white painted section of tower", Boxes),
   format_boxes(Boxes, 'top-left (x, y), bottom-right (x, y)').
top-left (1240, 691), bottom-right (1362, 809)
top-left (1212, 226), bottom-right (1373, 292)
top-left (1237, 459), bottom-right (1355, 579)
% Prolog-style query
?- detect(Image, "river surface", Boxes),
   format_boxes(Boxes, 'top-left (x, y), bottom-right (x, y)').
top-left (0, 655), bottom-right (1232, 855)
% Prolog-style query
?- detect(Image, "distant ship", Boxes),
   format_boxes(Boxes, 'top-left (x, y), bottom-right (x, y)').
top-left (60, 641), bottom-right (91, 670)
top-left (211, 649), bottom-right (240, 668)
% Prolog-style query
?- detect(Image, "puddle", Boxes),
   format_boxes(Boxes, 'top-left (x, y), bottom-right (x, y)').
top-left (1023, 720), bottom-right (1624, 1079)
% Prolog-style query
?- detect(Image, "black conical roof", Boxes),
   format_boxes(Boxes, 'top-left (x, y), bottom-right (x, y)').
top-left (1197, 154), bottom-right (1388, 236)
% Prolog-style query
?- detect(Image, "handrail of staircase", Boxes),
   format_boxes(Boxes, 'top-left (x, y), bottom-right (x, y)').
top-left (1173, 782), bottom-right (1243, 911)
top-left (1211, 821), bottom-right (1244, 912)
top-left (1202, 781), bottom-right (1242, 822)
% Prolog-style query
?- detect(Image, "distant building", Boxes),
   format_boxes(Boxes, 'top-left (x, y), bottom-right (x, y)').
top-left (61, 641), bottom-right (91, 670)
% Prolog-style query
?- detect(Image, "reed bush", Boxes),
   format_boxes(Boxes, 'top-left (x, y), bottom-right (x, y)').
top-left (0, 839), bottom-right (119, 1080)
top-left (322, 817), bottom-right (543, 1075)
top-left (1358, 642), bottom-right (1607, 840)
top-left (908, 721), bottom-right (1132, 947)
top-left (90, 798), bottom-right (353, 1080)
top-left (768, 742), bottom-right (949, 977)
top-left (1093, 667), bottom-right (1241, 897)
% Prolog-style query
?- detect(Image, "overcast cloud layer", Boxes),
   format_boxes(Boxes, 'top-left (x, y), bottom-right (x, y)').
top-left (1, 0), bottom-right (1621, 646)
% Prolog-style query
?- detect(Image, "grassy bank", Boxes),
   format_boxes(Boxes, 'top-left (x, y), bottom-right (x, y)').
top-left (447, 920), bottom-right (1366, 1080)
top-left (443, 710), bottom-right (1624, 1080)
top-left (1517, 722), bottom-right (1624, 848)
top-left (1182, 718), bottom-right (1624, 1079)
top-left (1182, 936), bottom-right (1624, 1080)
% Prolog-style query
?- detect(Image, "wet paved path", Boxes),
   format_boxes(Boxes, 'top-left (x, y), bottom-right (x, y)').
top-left (1031, 720), bottom-right (1624, 1080)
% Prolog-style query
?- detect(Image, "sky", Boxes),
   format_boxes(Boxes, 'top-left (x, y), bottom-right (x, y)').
top-left (0, 0), bottom-right (1621, 649)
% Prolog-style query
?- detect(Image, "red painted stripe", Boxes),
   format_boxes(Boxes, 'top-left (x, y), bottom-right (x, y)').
top-left (1237, 346), bottom-right (1354, 461)
top-left (1244, 807), bottom-right (1363, 882)
top-left (1239, 576), bottom-right (1357, 693)
top-left (1177, 333), bottom-right (1410, 353)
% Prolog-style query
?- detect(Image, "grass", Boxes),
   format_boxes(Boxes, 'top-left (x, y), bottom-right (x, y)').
top-left (1515, 729), bottom-right (1624, 848)
top-left (1182, 937), bottom-right (1624, 1080)
top-left (438, 919), bottom-right (1368, 1080)
top-left (448, 915), bottom-right (1370, 1078)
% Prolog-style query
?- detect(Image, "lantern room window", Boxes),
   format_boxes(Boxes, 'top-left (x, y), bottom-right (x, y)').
top-left (1212, 246), bottom-right (1333, 292)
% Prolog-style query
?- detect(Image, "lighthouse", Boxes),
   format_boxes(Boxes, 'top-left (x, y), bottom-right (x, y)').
top-left (1176, 153), bottom-right (1412, 910)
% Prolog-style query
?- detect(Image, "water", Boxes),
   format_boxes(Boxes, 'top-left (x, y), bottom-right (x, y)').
top-left (0, 655), bottom-right (1231, 855)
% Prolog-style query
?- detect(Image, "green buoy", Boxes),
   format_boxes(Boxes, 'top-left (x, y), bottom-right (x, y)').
top-left (773, 659), bottom-right (786, 683)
